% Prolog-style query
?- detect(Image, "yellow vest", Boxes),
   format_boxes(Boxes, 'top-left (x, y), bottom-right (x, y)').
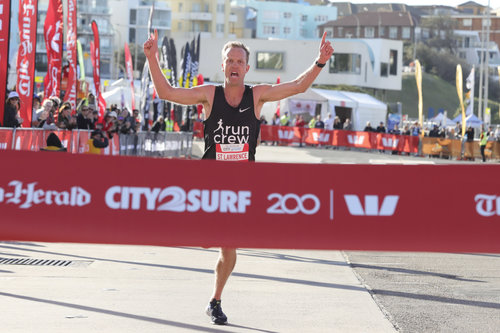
top-left (86, 139), bottom-right (102, 154)
top-left (480, 132), bottom-right (489, 146)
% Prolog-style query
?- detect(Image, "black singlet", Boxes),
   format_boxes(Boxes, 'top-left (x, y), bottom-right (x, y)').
top-left (202, 85), bottom-right (261, 161)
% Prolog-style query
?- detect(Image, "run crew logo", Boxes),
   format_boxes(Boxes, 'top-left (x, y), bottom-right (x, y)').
top-left (0, 180), bottom-right (91, 209)
top-left (213, 119), bottom-right (250, 144)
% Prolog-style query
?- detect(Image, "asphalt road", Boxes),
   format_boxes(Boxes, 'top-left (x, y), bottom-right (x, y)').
top-left (193, 141), bottom-right (500, 332)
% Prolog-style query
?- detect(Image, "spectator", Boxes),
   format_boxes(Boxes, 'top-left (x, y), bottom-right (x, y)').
top-left (151, 115), bottom-right (166, 133)
top-left (271, 113), bottom-right (280, 126)
top-left (308, 116), bottom-right (316, 129)
top-left (259, 115), bottom-right (268, 125)
top-left (402, 124), bottom-right (411, 135)
top-left (76, 104), bottom-right (95, 130)
top-left (389, 124), bottom-right (401, 135)
top-left (3, 91), bottom-right (24, 128)
top-left (40, 132), bottom-right (67, 152)
top-left (343, 118), bottom-right (352, 131)
top-left (295, 115), bottom-right (306, 147)
top-left (494, 126), bottom-right (500, 141)
top-left (314, 115), bottom-right (324, 129)
top-left (120, 119), bottom-right (136, 135)
top-left (280, 111), bottom-right (290, 126)
top-left (57, 102), bottom-right (77, 130)
top-left (376, 122), bottom-right (386, 133)
top-left (323, 113), bottom-right (334, 130)
top-left (479, 125), bottom-right (488, 162)
top-left (410, 122), bottom-right (421, 136)
top-left (364, 121), bottom-right (374, 132)
top-left (101, 111), bottom-right (118, 138)
top-left (333, 116), bottom-right (342, 129)
top-left (164, 115), bottom-right (174, 132)
top-left (465, 126), bottom-right (474, 142)
top-left (87, 93), bottom-right (96, 108)
top-left (87, 129), bottom-right (109, 154)
top-left (31, 94), bottom-right (42, 127)
top-left (131, 109), bottom-right (142, 131)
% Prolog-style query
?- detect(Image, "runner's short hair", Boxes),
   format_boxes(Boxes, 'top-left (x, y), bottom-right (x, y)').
top-left (222, 41), bottom-right (250, 64)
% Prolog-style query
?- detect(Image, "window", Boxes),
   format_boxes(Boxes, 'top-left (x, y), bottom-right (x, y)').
top-left (389, 27), bottom-right (398, 39)
top-left (482, 18), bottom-right (491, 27)
top-left (216, 23), bottom-right (224, 33)
top-left (284, 12), bottom-right (291, 19)
top-left (329, 53), bottom-right (361, 74)
top-left (283, 27), bottom-right (291, 34)
top-left (256, 52), bottom-right (284, 70)
top-left (178, 3), bottom-right (182, 11)
top-left (263, 25), bottom-right (278, 35)
top-left (129, 28), bottom-right (136, 43)
top-left (300, 28), bottom-right (307, 38)
top-left (337, 27), bottom-right (343, 37)
top-left (325, 27), bottom-right (333, 38)
top-left (379, 26), bottom-right (385, 37)
top-left (364, 27), bottom-right (375, 38)
top-left (462, 18), bottom-right (472, 27)
top-left (129, 9), bottom-right (137, 25)
top-left (402, 27), bottom-right (410, 39)
top-left (389, 50), bottom-right (398, 75)
top-left (380, 63), bottom-right (388, 77)
top-left (301, 15), bottom-right (307, 22)
top-left (217, 4), bottom-right (225, 13)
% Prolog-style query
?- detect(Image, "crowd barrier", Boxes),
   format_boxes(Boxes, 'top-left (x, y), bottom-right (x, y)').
top-left (194, 122), bottom-right (500, 160)
top-left (422, 137), bottom-right (500, 160)
top-left (0, 128), bottom-right (192, 158)
top-left (1, 149), bottom-right (499, 253)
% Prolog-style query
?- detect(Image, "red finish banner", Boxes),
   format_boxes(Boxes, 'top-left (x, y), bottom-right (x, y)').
top-left (0, 129), bottom-right (13, 150)
top-left (62, 0), bottom-right (77, 110)
top-left (16, 0), bottom-right (38, 127)
top-left (43, 0), bottom-right (63, 101)
top-left (0, 0), bottom-right (11, 124)
top-left (90, 21), bottom-right (106, 119)
top-left (0, 150), bottom-right (499, 253)
top-left (124, 42), bottom-right (136, 110)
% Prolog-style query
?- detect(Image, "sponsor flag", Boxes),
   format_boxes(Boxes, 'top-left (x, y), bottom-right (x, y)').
top-left (0, 0), bottom-right (12, 124)
top-left (465, 67), bottom-right (474, 117)
top-left (139, 5), bottom-right (155, 129)
top-left (43, 0), bottom-right (63, 101)
top-left (90, 20), bottom-right (106, 119)
top-left (63, 0), bottom-right (77, 110)
top-left (124, 42), bottom-right (135, 110)
top-left (77, 39), bottom-right (85, 80)
top-left (169, 38), bottom-right (177, 87)
top-left (456, 64), bottom-right (466, 137)
top-left (414, 60), bottom-right (423, 137)
top-left (16, 0), bottom-right (39, 127)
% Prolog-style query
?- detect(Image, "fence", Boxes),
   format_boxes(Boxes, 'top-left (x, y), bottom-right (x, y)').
top-left (0, 128), bottom-right (192, 158)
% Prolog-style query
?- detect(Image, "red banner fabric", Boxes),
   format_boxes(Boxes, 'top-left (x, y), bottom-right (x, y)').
top-left (90, 21), bottom-right (106, 119)
top-left (258, 126), bottom-right (419, 153)
top-left (124, 42), bottom-right (136, 110)
top-left (0, 149), bottom-right (499, 253)
top-left (16, 0), bottom-right (38, 127)
top-left (43, 0), bottom-right (63, 101)
top-left (62, 0), bottom-right (77, 110)
top-left (0, 0), bottom-right (11, 124)
top-left (0, 129), bottom-right (13, 150)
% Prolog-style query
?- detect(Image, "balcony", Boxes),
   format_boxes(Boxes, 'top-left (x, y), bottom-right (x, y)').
top-left (78, 5), bottom-right (110, 15)
top-left (175, 12), bottom-right (212, 21)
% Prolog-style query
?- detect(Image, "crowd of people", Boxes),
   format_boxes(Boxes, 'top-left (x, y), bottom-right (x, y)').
top-left (1, 89), bottom-right (156, 140)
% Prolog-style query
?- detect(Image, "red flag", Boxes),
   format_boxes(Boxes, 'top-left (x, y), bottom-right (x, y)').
top-left (16, 0), bottom-right (39, 127)
top-left (124, 42), bottom-right (136, 110)
top-left (90, 21), bottom-right (106, 120)
top-left (0, 0), bottom-right (12, 124)
top-left (276, 76), bottom-right (281, 117)
top-left (43, 0), bottom-right (63, 101)
top-left (63, 0), bottom-right (77, 110)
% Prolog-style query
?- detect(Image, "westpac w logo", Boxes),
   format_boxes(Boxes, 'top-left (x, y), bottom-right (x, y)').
top-left (278, 129), bottom-right (294, 140)
top-left (382, 137), bottom-right (399, 148)
top-left (347, 135), bottom-right (365, 145)
top-left (344, 194), bottom-right (399, 216)
top-left (312, 132), bottom-right (330, 143)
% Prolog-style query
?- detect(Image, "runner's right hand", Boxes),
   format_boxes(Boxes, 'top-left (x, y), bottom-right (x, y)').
top-left (143, 29), bottom-right (158, 58)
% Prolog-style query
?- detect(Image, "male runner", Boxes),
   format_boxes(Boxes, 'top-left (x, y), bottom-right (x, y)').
top-left (144, 31), bottom-right (333, 325)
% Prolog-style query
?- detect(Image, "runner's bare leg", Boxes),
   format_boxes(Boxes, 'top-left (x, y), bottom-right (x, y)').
top-left (211, 248), bottom-right (236, 300)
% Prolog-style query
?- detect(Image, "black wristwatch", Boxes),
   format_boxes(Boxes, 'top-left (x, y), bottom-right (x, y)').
top-left (315, 60), bottom-right (326, 68)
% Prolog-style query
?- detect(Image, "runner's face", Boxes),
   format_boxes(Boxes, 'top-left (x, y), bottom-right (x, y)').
top-left (222, 47), bottom-right (249, 86)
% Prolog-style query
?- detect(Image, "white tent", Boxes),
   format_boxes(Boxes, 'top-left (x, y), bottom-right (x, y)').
top-left (102, 85), bottom-right (140, 111)
top-left (452, 114), bottom-right (483, 128)
top-left (276, 88), bottom-right (387, 131)
top-left (430, 112), bottom-right (456, 127)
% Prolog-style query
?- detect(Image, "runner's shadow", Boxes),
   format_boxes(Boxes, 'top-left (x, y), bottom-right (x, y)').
top-left (0, 291), bottom-right (271, 332)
